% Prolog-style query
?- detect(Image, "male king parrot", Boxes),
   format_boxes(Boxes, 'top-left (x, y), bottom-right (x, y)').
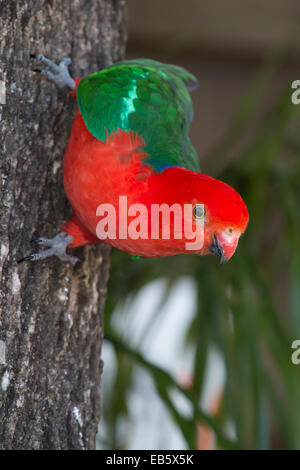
top-left (19, 55), bottom-right (249, 265)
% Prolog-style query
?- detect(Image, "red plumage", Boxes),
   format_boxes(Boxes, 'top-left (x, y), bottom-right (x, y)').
top-left (61, 82), bottom-right (249, 261)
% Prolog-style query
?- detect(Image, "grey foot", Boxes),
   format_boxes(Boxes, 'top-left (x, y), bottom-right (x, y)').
top-left (18, 232), bottom-right (79, 266)
top-left (31, 53), bottom-right (75, 90)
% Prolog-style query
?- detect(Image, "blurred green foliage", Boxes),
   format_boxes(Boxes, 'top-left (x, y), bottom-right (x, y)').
top-left (100, 56), bottom-right (300, 450)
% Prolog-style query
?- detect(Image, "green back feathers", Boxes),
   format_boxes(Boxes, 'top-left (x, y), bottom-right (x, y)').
top-left (77, 58), bottom-right (200, 172)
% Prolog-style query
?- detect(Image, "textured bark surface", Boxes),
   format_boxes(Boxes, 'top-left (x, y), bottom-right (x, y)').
top-left (0, 0), bottom-right (127, 450)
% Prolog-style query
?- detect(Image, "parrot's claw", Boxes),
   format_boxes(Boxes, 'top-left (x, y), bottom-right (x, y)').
top-left (31, 53), bottom-right (75, 90)
top-left (18, 232), bottom-right (79, 266)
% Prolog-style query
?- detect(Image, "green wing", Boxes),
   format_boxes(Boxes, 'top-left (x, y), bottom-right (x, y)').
top-left (77, 58), bottom-right (200, 172)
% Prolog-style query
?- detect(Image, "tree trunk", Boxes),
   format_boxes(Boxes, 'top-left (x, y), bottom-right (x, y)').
top-left (0, 0), bottom-right (127, 450)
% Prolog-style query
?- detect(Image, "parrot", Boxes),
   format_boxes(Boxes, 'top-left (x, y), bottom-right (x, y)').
top-left (18, 54), bottom-right (249, 265)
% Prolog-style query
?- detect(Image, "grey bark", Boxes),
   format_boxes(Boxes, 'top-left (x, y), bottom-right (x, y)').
top-left (0, 0), bottom-right (127, 450)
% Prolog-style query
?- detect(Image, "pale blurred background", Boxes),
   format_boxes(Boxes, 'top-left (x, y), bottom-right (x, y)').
top-left (127, 0), bottom-right (300, 168)
top-left (97, 0), bottom-right (300, 450)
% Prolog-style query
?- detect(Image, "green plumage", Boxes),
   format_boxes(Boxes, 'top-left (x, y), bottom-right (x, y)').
top-left (77, 58), bottom-right (200, 172)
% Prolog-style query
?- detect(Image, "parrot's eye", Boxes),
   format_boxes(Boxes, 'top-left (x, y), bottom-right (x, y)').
top-left (193, 204), bottom-right (206, 219)
top-left (226, 227), bottom-right (234, 235)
